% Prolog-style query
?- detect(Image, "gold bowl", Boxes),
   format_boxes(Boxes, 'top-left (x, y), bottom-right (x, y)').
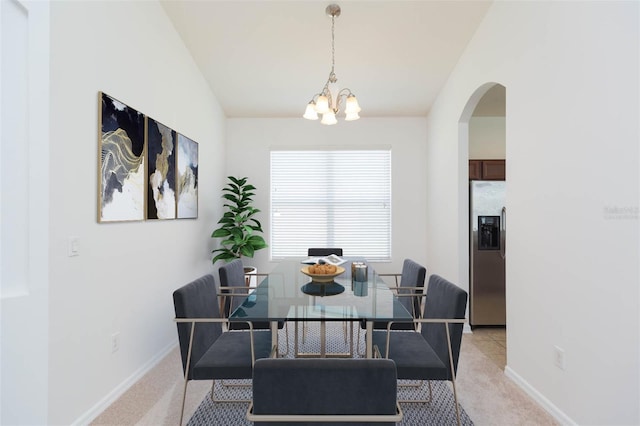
top-left (300, 265), bottom-right (346, 283)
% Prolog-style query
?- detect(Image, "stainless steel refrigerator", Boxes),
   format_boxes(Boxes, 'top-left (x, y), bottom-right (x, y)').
top-left (470, 180), bottom-right (506, 327)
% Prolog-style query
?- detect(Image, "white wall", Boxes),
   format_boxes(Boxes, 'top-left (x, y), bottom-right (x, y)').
top-left (426, 1), bottom-right (639, 424)
top-left (469, 116), bottom-right (505, 159)
top-left (47, 1), bottom-right (225, 424)
top-left (1, 1), bottom-right (50, 424)
top-left (225, 117), bottom-right (428, 275)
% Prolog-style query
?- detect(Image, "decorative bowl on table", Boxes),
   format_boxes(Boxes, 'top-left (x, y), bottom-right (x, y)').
top-left (300, 265), bottom-right (345, 283)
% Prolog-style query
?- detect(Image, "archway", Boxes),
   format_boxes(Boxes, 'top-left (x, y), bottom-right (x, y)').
top-left (458, 82), bottom-right (507, 355)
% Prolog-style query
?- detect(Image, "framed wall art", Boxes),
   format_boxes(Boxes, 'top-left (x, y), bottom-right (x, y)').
top-left (98, 92), bottom-right (145, 222)
top-left (176, 133), bottom-right (199, 219)
top-left (146, 117), bottom-right (176, 220)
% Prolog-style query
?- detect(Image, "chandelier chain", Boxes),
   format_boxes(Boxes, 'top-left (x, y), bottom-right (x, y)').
top-left (331, 14), bottom-right (335, 75)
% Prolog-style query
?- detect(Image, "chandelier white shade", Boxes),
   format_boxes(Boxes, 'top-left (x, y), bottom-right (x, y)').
top-left (303, 4), bottom-right (361, 125)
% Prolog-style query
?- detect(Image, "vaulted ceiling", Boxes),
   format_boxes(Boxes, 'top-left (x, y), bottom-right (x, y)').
top-left (161, 1), bottom-right (500, 119)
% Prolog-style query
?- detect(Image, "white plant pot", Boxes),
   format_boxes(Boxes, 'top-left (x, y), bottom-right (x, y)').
top-left (244, 266), bottom-right (258, 288)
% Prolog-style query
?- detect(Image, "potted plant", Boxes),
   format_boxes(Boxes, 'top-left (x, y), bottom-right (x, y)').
top-left (211, 176), bottom-right (268, 281)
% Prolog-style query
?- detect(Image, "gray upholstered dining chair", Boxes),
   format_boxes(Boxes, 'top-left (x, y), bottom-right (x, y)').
top-left (357, 258), bottom-right (427, 354)
top-left (371, 274), bottom-right (467, 425)
top-left (247, 358), bottom-right (402, 425)
top-left (379, 258), bottom-right (427, 324)
top-left (173, 273), bottom-right (273, 426)
top-left (219, 259), bottom-right (288, 355)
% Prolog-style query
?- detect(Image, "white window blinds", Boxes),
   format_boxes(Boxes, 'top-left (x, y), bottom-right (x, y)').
top-left (270, 150), bottom-right (391, 260)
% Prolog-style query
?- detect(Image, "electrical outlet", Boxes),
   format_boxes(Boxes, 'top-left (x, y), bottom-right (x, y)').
top-left (111, 332), bottom-right (120, 354)
top-left (554, 345), bottom-right (565, 370)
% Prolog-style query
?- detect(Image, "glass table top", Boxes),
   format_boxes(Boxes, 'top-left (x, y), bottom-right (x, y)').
top-left (229, 260), bottom-right (414, 323)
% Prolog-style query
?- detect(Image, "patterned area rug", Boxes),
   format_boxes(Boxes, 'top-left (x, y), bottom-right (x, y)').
top-left (188, 323), bottom-right (474, 425)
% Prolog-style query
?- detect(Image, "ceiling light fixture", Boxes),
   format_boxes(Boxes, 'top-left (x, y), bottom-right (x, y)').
top-left (303, 4), bottom-right (361, 125)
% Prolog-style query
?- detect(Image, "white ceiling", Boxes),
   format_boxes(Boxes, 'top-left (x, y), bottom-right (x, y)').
top-left (161, 0), bottom-right (497, 119)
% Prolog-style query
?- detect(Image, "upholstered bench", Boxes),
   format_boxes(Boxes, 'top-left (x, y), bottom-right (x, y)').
top-left (247, 358), bottom-right (402, 425)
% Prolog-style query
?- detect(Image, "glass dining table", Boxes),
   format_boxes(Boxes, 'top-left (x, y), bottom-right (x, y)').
top-left (228, 259), bottom-right (413, 358)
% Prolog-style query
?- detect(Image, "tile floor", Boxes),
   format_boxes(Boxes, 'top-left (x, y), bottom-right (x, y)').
top-left (465, 327), bottom-right (507, 370)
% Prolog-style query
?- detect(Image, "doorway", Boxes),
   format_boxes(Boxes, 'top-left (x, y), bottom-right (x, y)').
top-left (458, 83), bottom-right (507, 368)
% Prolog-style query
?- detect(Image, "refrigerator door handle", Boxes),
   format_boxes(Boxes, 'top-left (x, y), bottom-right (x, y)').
top-left (500, 206), bottom-right (507, 259)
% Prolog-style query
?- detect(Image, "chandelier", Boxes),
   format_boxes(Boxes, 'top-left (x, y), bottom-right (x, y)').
top-left (303, 4), bottom-right (361, 125)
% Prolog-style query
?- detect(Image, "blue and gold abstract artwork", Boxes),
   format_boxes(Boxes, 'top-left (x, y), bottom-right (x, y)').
top-left (147, 117), bottom-right (176, 220)
top-left (99, 92), bottom-right (145, 222)
top-left (176, 134), bottom-right (198, 219)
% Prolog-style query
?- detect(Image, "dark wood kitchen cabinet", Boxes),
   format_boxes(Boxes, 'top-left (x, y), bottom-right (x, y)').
top-left (469, 159), bottom-right (505, 180)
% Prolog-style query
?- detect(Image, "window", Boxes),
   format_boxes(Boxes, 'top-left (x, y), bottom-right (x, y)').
top-left (271, 149), bottom-right (391, 260)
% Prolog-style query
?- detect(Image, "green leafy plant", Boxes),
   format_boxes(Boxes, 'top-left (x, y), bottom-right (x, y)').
top-left (211, 176), bottom-right (268, 263)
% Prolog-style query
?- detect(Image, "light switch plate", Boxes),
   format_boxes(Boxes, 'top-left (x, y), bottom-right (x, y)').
top-left (68, 237), bottom-right (79, 257)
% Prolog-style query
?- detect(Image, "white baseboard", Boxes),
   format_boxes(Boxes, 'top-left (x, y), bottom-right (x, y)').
top-left (504, 365), bottom-right (576, 426)
top-left (72, 341), bottom-right (177, 426)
